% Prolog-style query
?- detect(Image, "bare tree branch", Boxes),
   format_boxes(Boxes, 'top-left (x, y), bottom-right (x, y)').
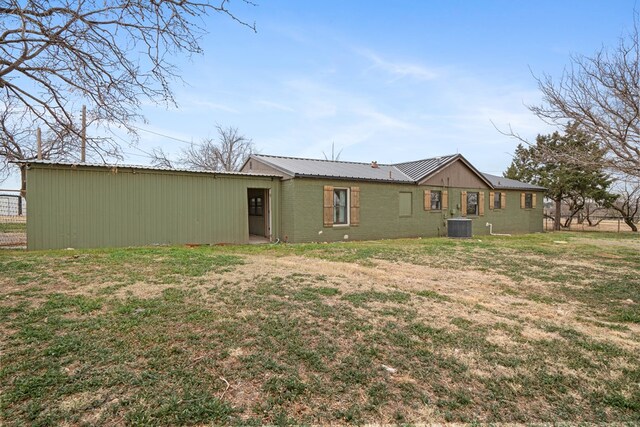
top-left (0, 0), bottom-right (257, 188)
top-left (149, 147), bottom-right (175, 169)
top-left (609, 174), bottom-right (640, 231)
top-left (179, 125), bottom-right (255, 172)
top-left (525, 11), bottom-right (640, 178)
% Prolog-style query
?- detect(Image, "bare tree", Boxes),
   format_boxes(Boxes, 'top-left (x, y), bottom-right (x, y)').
top-left (528, 12), bottom-right (640, 178)
top-left (179, 125), bottom-right (255, 172)
top-left (609, 177), bottom-right (640, 232)
top-left (149, 147), bottom-right (175, 169)
top-left (0, 0), bottom-right (255, 185)
top-left (0, 99), bottom-right (84, 196)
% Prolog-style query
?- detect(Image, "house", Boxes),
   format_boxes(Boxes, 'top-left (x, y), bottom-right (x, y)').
top-left (22, 154), bottom-right (544, 250)
top-left (240, 154), bottom-right (544, 243)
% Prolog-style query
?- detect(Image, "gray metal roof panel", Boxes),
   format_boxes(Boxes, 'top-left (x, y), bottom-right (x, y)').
top-left (20, 160), bottom-right (282, 178)
top-left (251, 155), bottom-right (415, 183)
top-left (482, 173), bottom-right (546, 190)
top-left (393, 154), bottom-right (459, 181)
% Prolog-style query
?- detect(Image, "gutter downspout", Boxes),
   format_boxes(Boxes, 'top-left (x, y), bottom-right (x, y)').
top-left (486, 222), bottom-right (511, 236)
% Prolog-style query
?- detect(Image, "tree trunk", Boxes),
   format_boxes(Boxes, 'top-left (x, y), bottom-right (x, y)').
top-left (554, 198), bottom-right (561, 231)
top-left (623, 218), bottom-right (638, 232)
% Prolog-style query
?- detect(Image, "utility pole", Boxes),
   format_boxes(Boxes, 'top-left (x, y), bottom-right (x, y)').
top-left (36, 127), bottom-right (42, 160)
top-left (81, 105), bottom-right (86, 162)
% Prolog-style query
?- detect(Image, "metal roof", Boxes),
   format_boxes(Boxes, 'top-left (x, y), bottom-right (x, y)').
top-left (393, 154), bottom-right (459, 180)
top-left (250, 154), bottom-right (541, 189)
top-left (20, 159), bottom-right (543, 190)
top-left (250, 155), bottom-right (415, 183)
top-left (20, 160), bottom-right (281, 178)
top-left (482, 173), bottom-right (546, 190)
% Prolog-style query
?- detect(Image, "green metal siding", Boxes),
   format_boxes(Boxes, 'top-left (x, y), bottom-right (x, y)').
top-left (282, 178), bottom-right (543, 243)
top-left (27, 165), bottom-right (280, 250)
top-left (280, 180), bottom-right (296, 243)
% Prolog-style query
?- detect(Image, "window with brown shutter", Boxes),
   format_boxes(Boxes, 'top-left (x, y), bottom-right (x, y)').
top-left (489, 191), bottom-right (495, 210)
top-left (442, 190), bottom-right (448, 210)
top-left (424, 189), bottom-right (431, 211)
top-left (520, 192), bottom-right (525, 209)
top-left (333, 189), bottom-right (348, 224)
top-left (465, 191), bottom-right (479, 216)
top-left (532, 193), bottom-right (537, 209)
top-left (323, 186), bottom-right (334, 227)
top-left (479, 191), bottom-right (485, 216)
top-left (501, 192), bottom-right (506, 209)
top-left (350, 187), bottom-right (360, 226)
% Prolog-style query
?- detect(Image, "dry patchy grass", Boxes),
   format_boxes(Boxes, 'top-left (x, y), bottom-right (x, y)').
top-left (0, 232), bottom-right (639, 425)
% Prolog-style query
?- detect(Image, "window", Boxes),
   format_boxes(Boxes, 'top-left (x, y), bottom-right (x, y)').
top-left (333, 188), bottom-right (348, 225)
top-left (525, 192), bottom-right (533, 209)
top-left (467, 192), bottom-right (479, 216)
top-left (494, 192), bottom-right (501, 210)
top-left (324, 186), bottom-right (359, 227)
top-left (399, 192), bottom-right (412, 217)
top-left (249, 197), bottom-right (263, 216)
top-left (430, 190), bottom-right (442, 210)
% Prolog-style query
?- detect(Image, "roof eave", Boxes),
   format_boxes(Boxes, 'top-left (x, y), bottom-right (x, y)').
top-left (19, 160), bottom-right (283, 178)
top-left (250, 155), bottom-right (297, 177)
top-left (414, 154), bottom-right (495, 188)
top-left (294, 173), bottom-right (414, 184)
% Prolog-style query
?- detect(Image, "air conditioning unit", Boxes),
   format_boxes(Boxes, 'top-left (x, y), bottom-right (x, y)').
top-left (447, 218), bottom-right (472, 238)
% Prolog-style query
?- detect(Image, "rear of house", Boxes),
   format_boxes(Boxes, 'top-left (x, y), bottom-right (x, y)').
top-left (242, 154), bottom-right (544, 243)
top-left (22, 153), bottom-right (543, 250)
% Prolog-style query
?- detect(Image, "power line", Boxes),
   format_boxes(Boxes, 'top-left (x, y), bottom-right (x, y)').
top-left (130, 125), bottom-right (195, 145)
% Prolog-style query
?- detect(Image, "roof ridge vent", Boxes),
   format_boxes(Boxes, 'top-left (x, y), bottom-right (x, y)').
top-left (371, 161), bottom-right (379, 168)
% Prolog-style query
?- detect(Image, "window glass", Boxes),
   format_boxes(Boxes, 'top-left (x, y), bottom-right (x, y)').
top-left (333, 189), bottom-right (348, 224)
top-left (399, 192), bottom-right (412, 216)
top-left (525, 193), bottom-right (533, 209)
top-left (494, 192), bottom-right (501, 209)
top-left (467, 192), bottom-right (479, 215)
top-left (249, 196), bottom-right (263, 216)
top-left (430, 190), bottom-right (442, 210)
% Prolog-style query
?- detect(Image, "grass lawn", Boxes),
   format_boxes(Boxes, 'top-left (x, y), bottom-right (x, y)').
top-left (0, 222), bottom-right (26, 233)
top-left (1, 232), bottom-right (639, 425)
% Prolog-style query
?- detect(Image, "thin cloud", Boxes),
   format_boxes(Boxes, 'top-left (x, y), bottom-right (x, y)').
top-left (187, 100), bottom-right (239, 114)
top-left (254, 99), bottom-right (295, 112)
top-left (358, 49), bottom-right (439, 81)
top-left (354, 108), bottom-right (417, 131)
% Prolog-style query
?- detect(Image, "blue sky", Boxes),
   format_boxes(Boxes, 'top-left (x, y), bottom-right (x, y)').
top-left (3, 1), bottom-right (637, 188)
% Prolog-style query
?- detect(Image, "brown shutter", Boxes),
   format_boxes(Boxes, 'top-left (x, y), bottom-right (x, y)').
top-left (323, 186), bottom-right (334, 227)
top-left (461, 191), bottom-right (467, 216)
top-left (442, 190), bottom-right (448, 210)
top-left (350, 187), bottom-right (360, 226)
top-left (520, 192), bottom-right (525, 209)
top-left (479, 191), bottom-right (485, 216)
top-left (489, 192), bottom-right (494, 210)
top-left (501, 192), bottom-right (506, 209)
top-left (424, 190), bottom-right (431, 211)
top-left (532, 193), bottom-right (537, 209)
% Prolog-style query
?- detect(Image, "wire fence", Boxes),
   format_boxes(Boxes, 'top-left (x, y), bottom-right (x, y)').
top-left (0, 190), bottom-right (27, 248)
top-left (544, 216), bottom-right (637, 233)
